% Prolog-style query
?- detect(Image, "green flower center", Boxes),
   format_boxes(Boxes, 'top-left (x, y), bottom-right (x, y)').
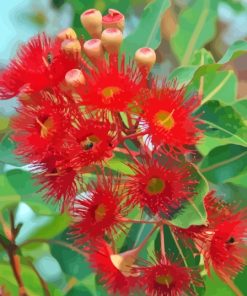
top-left (146, 177), bottom-right (165, 195)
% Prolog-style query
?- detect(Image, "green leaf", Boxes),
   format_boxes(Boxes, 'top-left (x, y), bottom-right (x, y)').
top-left (23, 213), bottom-right (70, 241)
top-left (198, 100), bottom-right (247, 146)
top-left (105, 158), bottom-right (135, 175)
top-left (233, 99), bottom-right (247, 121)
top-left (191, 70), bottom-right (238, 105)
top-left (226, 166), bottom-right (247, 189)
top-left (200, 144), bottom-right (247, 183)
top-left (0, 263), bottom-right (43, 296)
top-left (204, 271), bottom-right (235, 296)
top-left (171, 0), bottom-right (217, 65)
top-left (0, 174), bottom-right (20, 210)
top-left (0, 116), bottom-right (9, 132)
top-left (218, 40), bottom-right (247, 64)
top-left (50, 230), bottom-right (91, 280)
top-left (0, 134), bottom-right (22, 166)
top-left (121, 0), bottom-right (170, 58)
top-left (170, 164), bottom-right (208, 228)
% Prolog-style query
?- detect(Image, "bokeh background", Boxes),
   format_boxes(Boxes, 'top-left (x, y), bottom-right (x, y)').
top-left (0, 0), bottom-right (247, 295)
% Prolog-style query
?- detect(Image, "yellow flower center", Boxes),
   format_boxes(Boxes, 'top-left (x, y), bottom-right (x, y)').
top-left (37, 117), bottom-right (54, 138)
top-left (101, 86), bottom-right (121, 103)
top-left (155, 274), bottom-right (173, 286)
top-left (94, 203), bottom-right (107, 222)
top-left (146, 178), bottom-right (165, 195)
top-left (154, 110), bottom-right (175, 130)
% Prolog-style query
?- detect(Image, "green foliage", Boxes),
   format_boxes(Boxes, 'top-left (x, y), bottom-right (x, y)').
top-left (171, 0), bottom-right (218, 65)
top-left (121, 0), bottom-right (170, 58)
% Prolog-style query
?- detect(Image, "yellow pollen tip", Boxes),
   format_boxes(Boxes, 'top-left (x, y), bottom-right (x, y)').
top-left (37, 117), bottom-right (54, 138)
top-left (154, 110), bottom-right (175, 130)
top-left (102, 86), bottom-right (121, 100)
top-left (95, 203), bottom-right (106, 222)
top-left (146, 177), bottom-right (165, 195)
top-left (155, 274), bottom-right (173, 286)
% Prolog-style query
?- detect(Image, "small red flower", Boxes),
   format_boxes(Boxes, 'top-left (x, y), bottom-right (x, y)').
top-left (87, 240), bottom-right (140, 295)
top-left (64, 117), bottom-right (117, 170)
top-left (34, 152), bottom-right (79, 208)
top-left (139, 83), bottom-right (202, 156)
top-left (78, 55), bottom-right (143, 112)
top-left (126, 153), bottom-right (196, 216)
top-left (71, 176), bottom-right (126, 243)
top-left (140, 256), bottom-right (197, 296)
top-left (0, 33), bottom-right (80, 99)
top-left (11, 93), bottom-right (74, 163)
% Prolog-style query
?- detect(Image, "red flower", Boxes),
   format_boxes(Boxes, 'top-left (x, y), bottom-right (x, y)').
top-left (64, 117), bottom-right (117, 170)
top-left (126, 153), bottom-right (196, 216)
top-left (71, 176), bottom-right (126, 243)
top-left (78, 55), bottom-right (143, 112)
top-left (87, 240), bottom-right (140, 295)
top-left (34, 152), bottom-right (79, 208)
top-left (11, 93), bottom-right (75, 163)
top-left (140, 256), bottom-right (197, 296)
top-left (139, 83), bottom-right (202, 156)
top-left (0, 33), bottom-right (80, 99)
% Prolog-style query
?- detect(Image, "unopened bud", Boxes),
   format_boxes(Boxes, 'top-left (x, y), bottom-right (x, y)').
top-left (102, 9), bottom-right (125, 31)
top-left (57, 27), bottom-right (77, 40)
top-left (80, 9), bottom-right (102, 38)
top-left (65, 69), bottom-right (85, 87)
top-left (61, 39), bottom-right (81, 56)
top-left (83, 39), bottom-right (104, 60)
top-left (101, 28), bottom-right (123, 54)
top-left (134, 47), bottom-right (156, 70)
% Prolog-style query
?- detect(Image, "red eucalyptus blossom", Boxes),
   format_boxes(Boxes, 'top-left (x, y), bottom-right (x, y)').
top-left (139, 83), bottom-right (202, 156)
top-left (11, 93), bottom-right (76, 163)
top-left (0, 33), bottom-right (81, 99)
top-left (78, 55), bottom-right (144, 112)
top-left (34, 152), bottom-right (79, 208)
top-left (126, 153), bottom-right (196, 216)
top-left (64, 117), bottom-right (117, 170)
top-left (140, 255), bottom-right (197, 296)
top-left (87, 240), bottom-right (140, 295)
top-left (71, 176), bottom-right (126, 243)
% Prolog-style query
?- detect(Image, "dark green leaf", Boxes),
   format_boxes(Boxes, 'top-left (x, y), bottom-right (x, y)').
top-left (0, 135), bottom-right (22, 166)
top-left (170, 165), bottom-right (208, 228)
top-left (200, 144), bottom-right (247, 183)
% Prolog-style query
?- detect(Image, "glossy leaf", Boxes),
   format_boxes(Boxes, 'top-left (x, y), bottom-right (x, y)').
top-left (171, 0), bottom-right (217, 65)
top-left (200, 144), bottom-right (247, 183)
top-left (121, 0), bottom-right (170, 58)
top-left (170, 164), bottom-right (208, 228)
top-left (218, 40), bottom-right (247, 64)
top-left (0, 174), bottom-right (20, 210)
top-left (0, 134), bottom-right (22, 166)
top-left (105, 158), bottom-right (135, 175)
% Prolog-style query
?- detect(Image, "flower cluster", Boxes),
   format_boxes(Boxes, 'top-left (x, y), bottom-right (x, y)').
top-left (1, 7), bottom-right (247, 296)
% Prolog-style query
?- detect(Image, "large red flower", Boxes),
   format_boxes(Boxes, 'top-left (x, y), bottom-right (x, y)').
top-left (34, 152), bottom-right (79, 208)
top-left (126, 153), bottom-right (196, 216)
top-left (175, 192), bottom-right (247, 279)
top-left (87, 240), bottom-right (140, 295)
top-left (71, 176), bottom-right (126, 243)
top-left (139, 83), bottom-right (202, 156)
top-left (0, 33), bottom-right (80, 99)
top-left (11, 93), bottom-right (75, 163)
top-left (64, 117), bottom-right (117, 170)
top-left (78, 55), bottom-right (143, 112)
top-left (140, 256), bottom-right (197, 296)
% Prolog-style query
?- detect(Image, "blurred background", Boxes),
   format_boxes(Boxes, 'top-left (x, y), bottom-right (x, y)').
top-left (0, 0), bottom-right (247, 295)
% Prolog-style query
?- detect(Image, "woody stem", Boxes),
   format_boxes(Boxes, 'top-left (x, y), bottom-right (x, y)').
top-left (160, 225), bottom-right (166, 257)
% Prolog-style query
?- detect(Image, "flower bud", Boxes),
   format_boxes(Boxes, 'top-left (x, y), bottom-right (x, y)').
top-left (80, 9), bottom-right (102, 38)
top-left (65, 69), bottom-right (85, 87)
top-left (61, 39), bottom-right (81, 56)
top-left (101, 28), bottom-right (123, 54)
top-left (102, 9), bottom-right (125, 31)
top-left (57, 27), bottom-right (77, 40)
top-left (134, 47), bottom-right (156, 70)
top-left (83, 39), bottom-right (104, 60)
